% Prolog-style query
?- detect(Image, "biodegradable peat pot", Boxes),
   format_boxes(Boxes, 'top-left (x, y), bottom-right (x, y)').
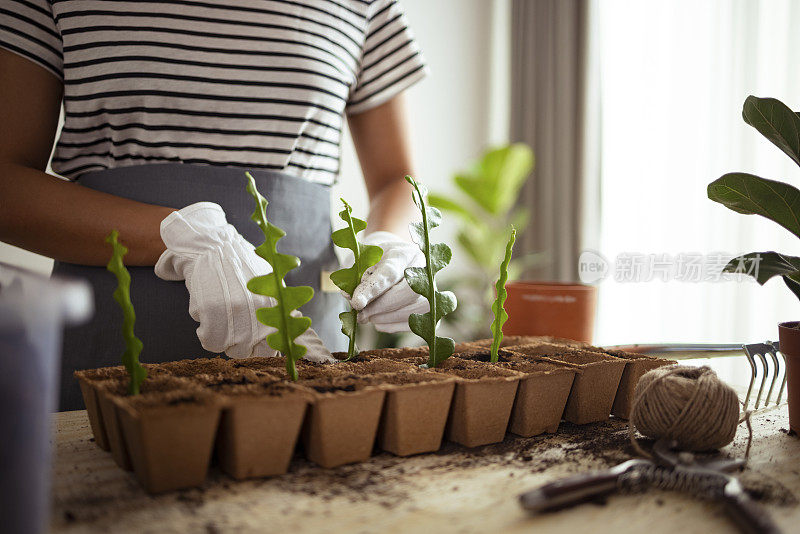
top-left (604, 350), bottom-right (676, 419)
top-left (503, 281), bottom-right (597, 343)
top-left (433, 358), bottom-right (521, 447)
top-left (536, 350), bottom-right (627, 424)
top-left (191, 370), bottom-right (309, 480)
top-left (115, 382), bottom-right (222, 494)
top-left (497, 355), bottom-right (578, 437)
top-left (375, 372), bottom-right (456, 456)
top-left (158, 357), bottom-right (232, 377)
top-left (298, 373), bottom-right (387, 468)
top-left (96, 375), bottom-right (202, 471)
top-left (779, 321), bottom-right (800, 434)
top-left (74, 366), bottom-right (127, 451)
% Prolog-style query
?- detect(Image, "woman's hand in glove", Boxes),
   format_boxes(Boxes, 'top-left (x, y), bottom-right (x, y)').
top-left (348, 230), bottom-right (429, 333)
top-left (154, 202), bottom-right (333, 362)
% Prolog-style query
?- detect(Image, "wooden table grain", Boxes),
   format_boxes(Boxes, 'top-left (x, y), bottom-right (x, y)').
top-left (51, 405), bottom-right (800, 534)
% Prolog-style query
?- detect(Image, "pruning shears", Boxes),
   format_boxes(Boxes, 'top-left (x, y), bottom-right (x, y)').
top-left (518, 439), bottom-right (781, 534)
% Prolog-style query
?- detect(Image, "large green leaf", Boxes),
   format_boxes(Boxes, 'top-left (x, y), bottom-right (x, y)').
top-left (454, 144), bottom-right (534, 216)
top-left (330, 199), bottom-right (382, 360)
top-left (106, 230), bottom-right (147, 395)
top-left (490, 228), bottom-right (515, 363)
top-left (723, 251), bottom-right (800, 284)
top-left (428, 193), bottom-right (481, 226)
top-left (742, 96), bottom-right (800, 168)
top-left (404, 175), bottom-right (457, 367)
top-left (723, 251), bottom-right (800, 302)
top-left (245, 172), bottom-right (314, 380)
top-left (707, 172), bottom-right (800, 239)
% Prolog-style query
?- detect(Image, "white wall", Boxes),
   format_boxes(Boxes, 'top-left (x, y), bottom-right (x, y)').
top-left (333, 0), bottom-right (505, 253)
top-left (1, 0), bottom-right (506, 278)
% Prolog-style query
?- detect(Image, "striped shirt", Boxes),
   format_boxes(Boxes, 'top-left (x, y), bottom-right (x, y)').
top-left (0, 0), bottom-right (427, 184)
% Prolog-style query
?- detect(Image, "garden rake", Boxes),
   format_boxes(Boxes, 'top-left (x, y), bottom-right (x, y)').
top-left (603, 342), bottom-right (786, 411)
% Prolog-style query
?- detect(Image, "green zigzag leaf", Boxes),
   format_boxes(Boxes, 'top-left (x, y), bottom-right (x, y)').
top-left (244, 172), bottom-right (314, 380)
top-left (330, 198), bottom-right (382, 360)
top-left (105, 230), bottom-right (147, 395)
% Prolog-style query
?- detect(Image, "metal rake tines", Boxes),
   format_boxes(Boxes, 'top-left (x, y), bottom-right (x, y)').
top-left (742, 342), bottom-right (786, 410)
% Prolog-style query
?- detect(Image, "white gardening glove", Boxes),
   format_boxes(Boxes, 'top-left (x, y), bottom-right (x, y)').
top-left (349, 231), bottom-right (429, 333)
top-left (154, 202), bottom-right (333, 362)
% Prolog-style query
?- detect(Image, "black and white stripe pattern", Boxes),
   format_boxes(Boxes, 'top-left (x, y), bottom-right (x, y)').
top-left (1, 0), bottom-right (427, 184)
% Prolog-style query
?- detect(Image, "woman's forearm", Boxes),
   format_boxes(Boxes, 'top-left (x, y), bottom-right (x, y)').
top-left (364, 176), bottom-right (418, 238)
top-left (0, 163), bottom-right (173, 266)
top-left (348, 94), bottom-right (419, 238)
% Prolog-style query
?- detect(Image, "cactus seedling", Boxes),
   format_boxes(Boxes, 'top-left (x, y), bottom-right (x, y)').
top-left (244, 172), bottom-right (314, 381)
top-left (490, 228), bottom-right (516, 363)
top-left (404, 175), bottom-right (458, 368)
top-left (331, 199), bottom-right (383, 361)
top-left (105, 230), bottom-right (147, 395)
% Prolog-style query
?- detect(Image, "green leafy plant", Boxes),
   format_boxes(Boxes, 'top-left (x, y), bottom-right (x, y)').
top-left (490, 228), bottom-right (516, 363)
top-left (708, 96), bottom-right (800, 298)
top-left (429, 144), bottom-right (539, 340)
top-left (244, 172), bottom-right (314, 381)
top-left (404, 175), bottom-right (458, 367)
top-left (105, 230), bottom-right (147, 395)
top-left (331, 199), bottom-right (383, 360)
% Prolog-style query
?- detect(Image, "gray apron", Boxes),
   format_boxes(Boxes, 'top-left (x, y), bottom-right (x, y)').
top-left (54, 164), bottom-right (346, 411)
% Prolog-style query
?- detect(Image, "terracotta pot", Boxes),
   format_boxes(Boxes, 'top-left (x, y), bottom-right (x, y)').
top-left (500, 359), bottom-right (577, 437)
top-left (194, 372), bottom-right (309, 480)
top-left (778, 321), bottom-right (800, 434)
top-left (607, 351), bottom-right (676, 419)
top-left (115, 386), bottom-right (222, 494)
top-left (433, 359), bottom-right (521, 447)
top-left (503, 281), bottom-right (597, 343)
top-left (299, 377), bottom-right (387, 468)
top-left (538, 351), bottom-right (627, 424)
top-left (377, 373), bottom-right (456, 456)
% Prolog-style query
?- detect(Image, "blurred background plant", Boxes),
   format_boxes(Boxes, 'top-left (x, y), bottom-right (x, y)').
top-left (430, 143), bottom-right (541, 341)
top-left (364, 143), bottom-right (540, 348)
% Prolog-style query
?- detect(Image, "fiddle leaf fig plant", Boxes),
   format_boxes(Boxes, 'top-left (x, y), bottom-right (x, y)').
top-left (105, 230), bottom-right (147, 395)
top-left (404, 175), bottom-right (458, 367)
top-left (331, 199), bottom-right (383, 360)
top-left (244, 172), bottom-right (314, 381)
top-left (428, 144), bottom-right (540, 340)
top-left (708, 96), bottom-right (800, 299)
top-left (490, 228), bottom-right (516, 363)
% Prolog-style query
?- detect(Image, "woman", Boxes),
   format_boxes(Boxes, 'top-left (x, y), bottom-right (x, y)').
top-left (0, 0), bottom-right (429, 410)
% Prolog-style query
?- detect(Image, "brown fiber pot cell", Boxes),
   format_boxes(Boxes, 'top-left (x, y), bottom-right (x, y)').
top-left (299, 380), bottom-right (387, 468)
top-left (75, 364), bottom-right (166, 452)
top-left (433, 360), bottom-right (521, 447)
top-left (115, 388), bottom-right (222, 494)
top-left (503, 281), bottom-right (597, 343)
top-left (502, 361), bottom-right (577, 437)
top-left (95, 375), bottom-right (199, 472)
top-left (608, 352), bottom-right (676, 419)
top-left (778, 321), bottom-right (800, 434)
top-left (377, 373), bottom-right (457, 456)
top-left (96, 382), bottom-right (133, 470)
top-left (540, 352), bottom-right (627, 424)
top-left (446, 377), bottom-right (520, 447)
top-left (203, 373), bottom-right (309, 480)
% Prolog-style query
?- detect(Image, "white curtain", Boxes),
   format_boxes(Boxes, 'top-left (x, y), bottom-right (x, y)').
top-left (590, 0), bottom-right (800, 345)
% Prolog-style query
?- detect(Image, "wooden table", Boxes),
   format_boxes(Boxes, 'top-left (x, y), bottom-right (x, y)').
top-left (51, 405), bottom-right (800, 533)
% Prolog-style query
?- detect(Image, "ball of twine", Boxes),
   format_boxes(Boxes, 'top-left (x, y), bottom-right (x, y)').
top-left (629, 365), bottom-right (742, 454)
